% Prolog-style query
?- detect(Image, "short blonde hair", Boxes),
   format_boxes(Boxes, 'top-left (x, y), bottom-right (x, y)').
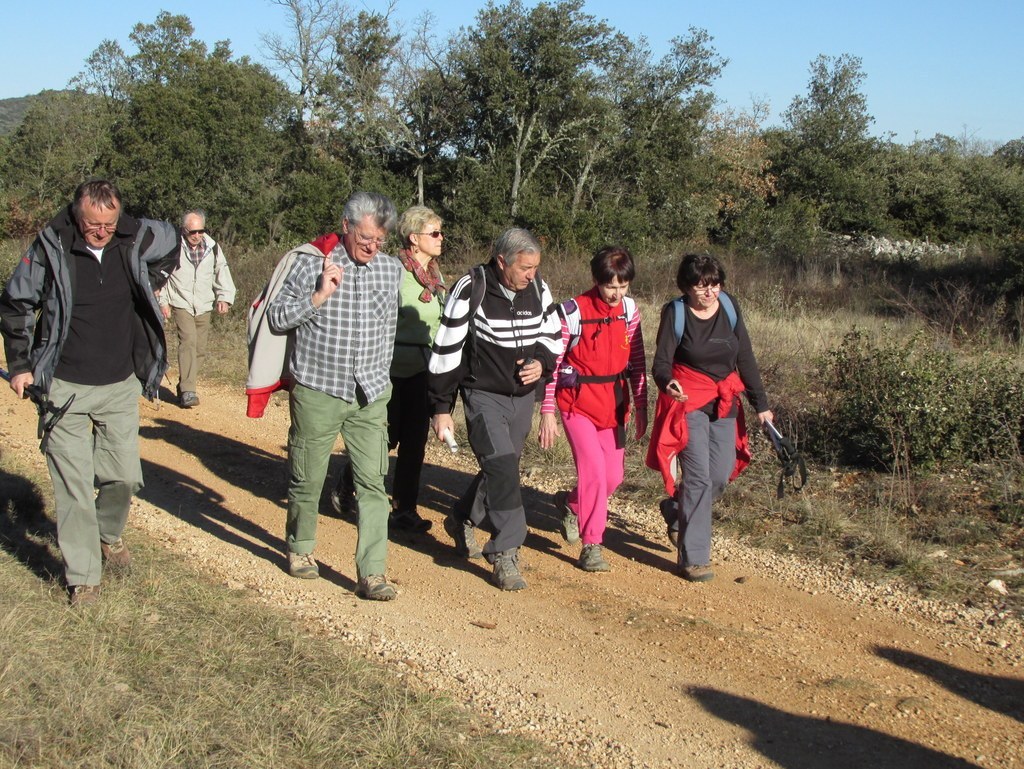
top-left (398, 205), bottom-right (442, 248)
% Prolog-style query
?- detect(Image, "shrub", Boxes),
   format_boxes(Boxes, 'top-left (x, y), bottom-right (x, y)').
top-left (818, 330), bottom-right (1024, 471)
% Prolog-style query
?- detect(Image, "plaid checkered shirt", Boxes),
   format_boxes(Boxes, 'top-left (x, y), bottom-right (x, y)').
top-left (267, 243), bottom-right (402, 402)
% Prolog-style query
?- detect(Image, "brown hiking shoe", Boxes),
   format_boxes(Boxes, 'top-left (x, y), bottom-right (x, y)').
top-left (69, 584), bottom-right (101, 607)
top-left (356, 574), bottom-right (397, 601)
top-left (101, 538), bottom-right (132, 573)
top-left (287, 551), bottom-right (319, 579)
top-left (680, 564), bottom-right (715, 583)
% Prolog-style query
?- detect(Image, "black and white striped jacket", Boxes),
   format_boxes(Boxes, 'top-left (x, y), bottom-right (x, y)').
top-left (428, 260), bottom-right (563, 413)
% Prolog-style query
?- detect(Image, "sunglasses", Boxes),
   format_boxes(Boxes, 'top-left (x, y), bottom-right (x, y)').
top-left (186, 228), bottom-right (207, 235)
top-left (416, 230), bottom-right (443, 238)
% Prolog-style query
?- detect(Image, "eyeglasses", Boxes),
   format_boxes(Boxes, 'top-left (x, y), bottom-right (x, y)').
top-left (81, 221), bottom-right (118, 233)
top-left (416, 230), bottom-right (443, 238)
top-left (354, 232), bottom-right (386, 247)
top-left (186, 228), bottom-right (207, 235)
top-left (690, 281), bottom-right (721, 294)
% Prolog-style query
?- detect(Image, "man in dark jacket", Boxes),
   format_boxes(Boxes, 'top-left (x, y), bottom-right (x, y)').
top-left (0, 179), bottom-right (178, 607)
top-left (428, 227), bottom-right (563, 591)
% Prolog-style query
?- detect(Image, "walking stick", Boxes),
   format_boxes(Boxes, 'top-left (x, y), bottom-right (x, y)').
top-left (0, 368), bottom-right (75, 453)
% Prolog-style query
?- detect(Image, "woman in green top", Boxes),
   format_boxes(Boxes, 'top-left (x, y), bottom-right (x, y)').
top-left (333, 206), bottom-right (447, 531)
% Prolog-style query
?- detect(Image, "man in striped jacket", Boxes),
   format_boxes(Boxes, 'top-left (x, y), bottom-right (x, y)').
top-left (428, 228), bottom-right (563, 591)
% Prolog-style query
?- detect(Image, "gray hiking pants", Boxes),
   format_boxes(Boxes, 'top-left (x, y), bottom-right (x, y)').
top-left (676, 410), bottom-right (735, 568)
top-left (458, 388), bottom-right (534, 559)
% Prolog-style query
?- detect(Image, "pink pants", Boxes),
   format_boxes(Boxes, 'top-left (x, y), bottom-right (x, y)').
top-left (561, 410), bottom-right (624, 545)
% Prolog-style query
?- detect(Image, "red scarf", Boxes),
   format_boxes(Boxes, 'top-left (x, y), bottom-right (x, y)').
top-left (399, 248), bottom-right (446, 303)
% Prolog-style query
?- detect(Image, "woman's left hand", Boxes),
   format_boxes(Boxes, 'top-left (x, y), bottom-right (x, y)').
top-left (538, 412), bottom-right (560, 449)
top-left (757, 410), bottom-right (774, 426)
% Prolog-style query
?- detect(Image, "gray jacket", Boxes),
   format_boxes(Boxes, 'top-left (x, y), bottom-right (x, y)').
top-left (0, 206), bottom-right (179, 399)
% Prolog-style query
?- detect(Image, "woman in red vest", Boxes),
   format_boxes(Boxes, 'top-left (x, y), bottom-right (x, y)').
top-left (539, 246), bottom-right (648, 572)
top-left (646, 253), bottom-right (773, 583)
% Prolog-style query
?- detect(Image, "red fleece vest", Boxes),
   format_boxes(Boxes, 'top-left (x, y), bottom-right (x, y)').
top-left (555, 288), bottom-right (631, 429)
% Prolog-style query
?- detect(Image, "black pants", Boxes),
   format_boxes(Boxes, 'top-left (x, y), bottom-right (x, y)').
top-left (387, 370), bottom-right (431, 513)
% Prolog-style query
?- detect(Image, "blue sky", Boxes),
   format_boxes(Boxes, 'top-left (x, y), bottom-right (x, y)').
top-left (2, 0), bottom-right (1019, 146)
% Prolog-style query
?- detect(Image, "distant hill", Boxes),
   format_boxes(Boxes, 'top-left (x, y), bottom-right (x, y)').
top-left (0, 91), bottom-right (69, 137)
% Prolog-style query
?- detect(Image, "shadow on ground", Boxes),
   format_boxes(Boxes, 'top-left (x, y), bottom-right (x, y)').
top-left (0, 463), bottom-right (63, 583)
top-left (875, 645), bottom-right (1024, 724)
top-left (692, 687), bottom-right (981, 769)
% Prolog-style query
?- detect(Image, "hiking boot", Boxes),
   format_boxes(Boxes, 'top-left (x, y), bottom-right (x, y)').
top-left (578, 543), bottom-right (610, 572)
top-left (356, 574), bottom-right (397, 601)
top-left (680, 564), bottom-right (715, 583)
top-left (660, 498), bottom-right (680, 547)
top-left (491, 549), bottom-right (527, 591)
top-left (179, 391), bottom-right (200, 408)
top-left (100, 538), bottom-right (132, 573)
top-left (287, 551), bottom-right (319, 579)
top-left (443, 509), bottom-right (483, 559)
top-left (330, 465), bottom-right (356, 518)
top-left (69, 584), bottom-right (101, 608)
top-left (389, 508), bottom-right (432, 533)
top-left (554, 490), bottom-right (580, 544)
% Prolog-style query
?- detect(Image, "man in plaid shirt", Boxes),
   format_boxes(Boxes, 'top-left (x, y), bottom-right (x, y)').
top-left (268, 191), bottom-right (402, 601)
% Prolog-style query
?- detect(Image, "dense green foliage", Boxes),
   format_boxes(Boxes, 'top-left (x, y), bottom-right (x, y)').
top-left (0, 3), bottom-right (1023, 254)
top-left (818, 330), bottom-right (1024, 471)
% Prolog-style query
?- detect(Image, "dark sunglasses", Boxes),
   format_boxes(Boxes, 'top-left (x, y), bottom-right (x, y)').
top-left (416, 230), bottom-right (443, 238)
top-left (186, 228), bottom-right (207, 235)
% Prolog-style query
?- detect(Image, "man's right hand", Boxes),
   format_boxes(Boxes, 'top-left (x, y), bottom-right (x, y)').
top-left (432, 413), bottom-right (455, 443)
top-left (9, 372), bottom-right (33, 399)
top-left (312, 255), bottom-right (343, 308)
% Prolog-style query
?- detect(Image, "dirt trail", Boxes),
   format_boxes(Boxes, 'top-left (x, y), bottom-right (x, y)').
top-left (3, 380), bottom-right (1021, 768)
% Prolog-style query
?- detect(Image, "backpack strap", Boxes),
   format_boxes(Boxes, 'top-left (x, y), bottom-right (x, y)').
top-left (466, 265), bottom-right (487, 382)
top-left (671, 291), bottom-right (737, 346)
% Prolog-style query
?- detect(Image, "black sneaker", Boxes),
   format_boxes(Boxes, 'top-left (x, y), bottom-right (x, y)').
top-left (660, 498), bottom-right (680, 547)
top-left (330, 465), bottom-right (356, 518)
top-left (389, 508), bottom-right (432, 533)
top-left (179, 391), bottom-right (200, 409)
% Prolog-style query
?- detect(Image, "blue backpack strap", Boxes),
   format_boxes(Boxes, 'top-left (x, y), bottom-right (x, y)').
top-left (671, 291), bottom-right (737, 346)
top-left (719, 290), bottom-right (737, 329)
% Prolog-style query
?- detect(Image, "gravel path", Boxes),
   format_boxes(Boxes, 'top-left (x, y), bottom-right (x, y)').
top-left (4, 381), bottom-right (1021, 768)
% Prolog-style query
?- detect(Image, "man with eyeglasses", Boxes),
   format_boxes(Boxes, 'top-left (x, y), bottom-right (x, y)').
top-left (158, 209), bottom-right (236, 408)
top-left (0, 179), bottom-right (179, 607)
top-left (265, 191), bottom-right (404, 601)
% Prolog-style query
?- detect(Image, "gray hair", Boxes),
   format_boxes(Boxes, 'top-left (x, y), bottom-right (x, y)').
top-left (182, 208), bottom-right (207, 227)
top-left (343, 191), bottom-right (397, 233)
top-left (489, 227), bottom-right (541, 264)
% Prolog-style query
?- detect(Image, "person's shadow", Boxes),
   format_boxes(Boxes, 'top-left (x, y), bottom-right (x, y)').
top-left (874, 645), bottom-right (1024, 723)
top-left (0, 464), bottom-right (63, 582)
top-left (139, 420), bottom-right (354, 590)
top-left (691, 687), bottom-right (982, 769)
top-left (142, 418), bottom-right (288, 507)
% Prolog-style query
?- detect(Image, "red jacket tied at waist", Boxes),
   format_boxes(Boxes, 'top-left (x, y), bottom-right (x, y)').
top-left (645, 365), bottom-right (751, 496)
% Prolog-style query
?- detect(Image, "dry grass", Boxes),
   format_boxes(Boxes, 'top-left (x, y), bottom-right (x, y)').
top-left (0, 454), bottom-right (569, 769)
